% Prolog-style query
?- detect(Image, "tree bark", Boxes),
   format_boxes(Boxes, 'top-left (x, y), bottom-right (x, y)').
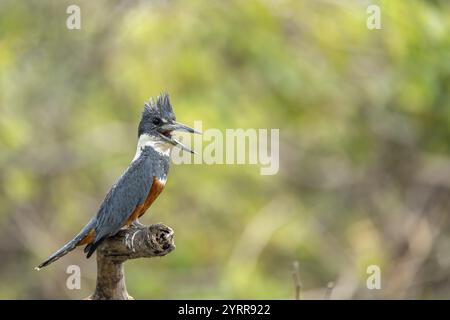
top-left (86, 223), bottom-right (175, 300)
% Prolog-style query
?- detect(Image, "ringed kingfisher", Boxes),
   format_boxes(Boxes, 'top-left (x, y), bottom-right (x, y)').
top-left (36, 93), bottom-right (199, 269)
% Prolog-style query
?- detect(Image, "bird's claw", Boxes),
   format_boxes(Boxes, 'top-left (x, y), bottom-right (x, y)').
top-left (125, 229), bottom-right (142, 252)
top-left (130, 219), bottom-right (145, 229)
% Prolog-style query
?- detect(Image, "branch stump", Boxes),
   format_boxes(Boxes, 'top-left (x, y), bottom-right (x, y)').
top-left (86, 223), bottom-right (175, 300)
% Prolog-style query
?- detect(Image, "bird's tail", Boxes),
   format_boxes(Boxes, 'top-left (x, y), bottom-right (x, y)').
top-left (35, 218), bottom-right (97, 270)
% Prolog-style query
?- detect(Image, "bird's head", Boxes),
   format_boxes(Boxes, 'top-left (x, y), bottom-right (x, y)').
top-left (138, 92), bottom-right (200, 154)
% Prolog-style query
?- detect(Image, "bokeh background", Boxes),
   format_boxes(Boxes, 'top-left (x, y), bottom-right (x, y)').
top-left (0, 0), bottom-right (449, 299)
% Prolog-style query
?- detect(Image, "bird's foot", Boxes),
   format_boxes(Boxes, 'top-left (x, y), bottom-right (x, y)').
top-left (130, 219), bottom-right (145, 229)
top-left (125, 228), bottom-right (142, 252)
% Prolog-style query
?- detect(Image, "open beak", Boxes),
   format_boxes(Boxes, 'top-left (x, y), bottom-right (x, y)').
top-left (157, 122), bottom-right (201, 154)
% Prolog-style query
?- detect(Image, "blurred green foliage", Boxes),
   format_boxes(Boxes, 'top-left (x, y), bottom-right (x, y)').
top-left (0, 0), bottom-right (449, 299)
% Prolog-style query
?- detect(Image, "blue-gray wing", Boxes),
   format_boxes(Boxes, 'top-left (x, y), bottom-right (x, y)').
top-left (93, 155), bottom-right (155, 243)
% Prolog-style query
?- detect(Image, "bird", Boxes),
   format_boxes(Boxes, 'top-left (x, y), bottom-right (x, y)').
top-left (36, 92), bottom-right (199, 269)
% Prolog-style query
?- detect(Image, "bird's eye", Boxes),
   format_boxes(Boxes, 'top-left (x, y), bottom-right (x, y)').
top-left (152, 117), bottom-right (162, 125)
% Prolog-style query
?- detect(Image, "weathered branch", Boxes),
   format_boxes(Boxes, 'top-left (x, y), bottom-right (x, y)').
top-left (87, 223), bottom-right (175, 300)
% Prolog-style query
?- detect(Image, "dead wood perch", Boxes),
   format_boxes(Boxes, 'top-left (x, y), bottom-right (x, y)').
top-left (87, 223), bottom-right (175, 300)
